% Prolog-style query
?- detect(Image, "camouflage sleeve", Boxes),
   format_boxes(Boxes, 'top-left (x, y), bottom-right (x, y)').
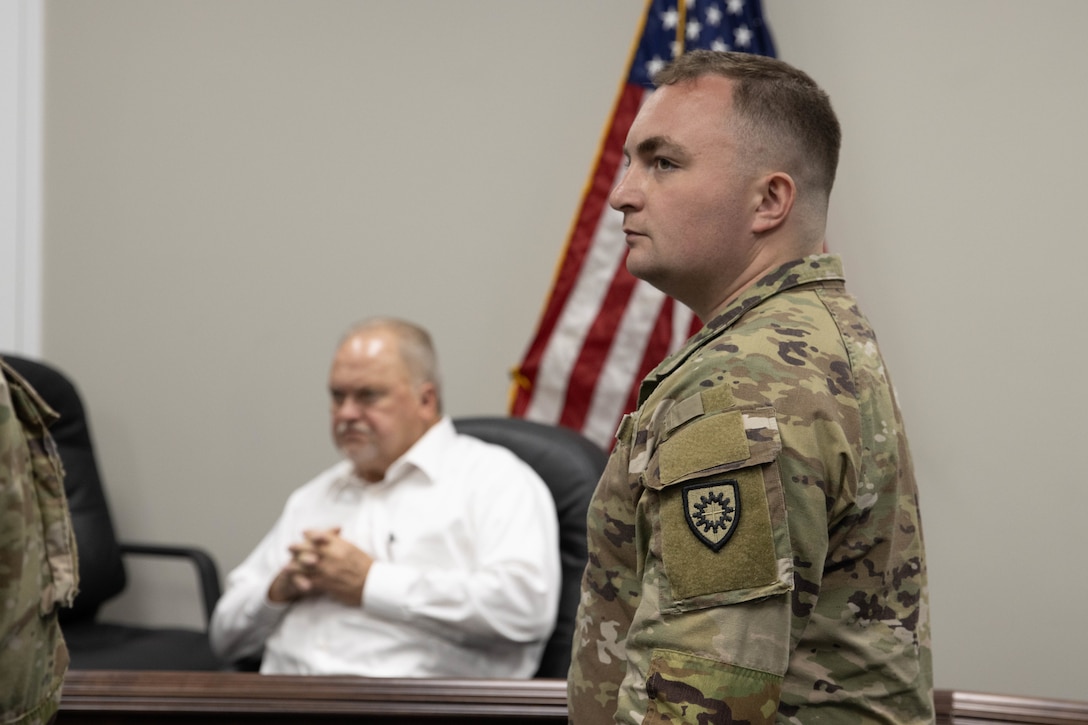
top-left (612, 393), bottom-right (800, 723)
top-left (0, 361), bottom-right (78, 725)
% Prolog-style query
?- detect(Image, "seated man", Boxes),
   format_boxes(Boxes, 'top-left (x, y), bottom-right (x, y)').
top-left (210, 318), bottom-right (560, 677)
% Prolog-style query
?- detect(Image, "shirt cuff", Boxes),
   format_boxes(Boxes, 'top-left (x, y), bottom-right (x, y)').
top-left (361, 560), bottom-right (415, 621)
top-left (258, 592), bottom-right (291, 620)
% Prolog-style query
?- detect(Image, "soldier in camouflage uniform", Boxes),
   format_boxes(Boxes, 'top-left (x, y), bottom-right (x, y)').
top-left (568, 51), bottom-right (932, 723)
top-left (1, 359), bottom-right (78, 725)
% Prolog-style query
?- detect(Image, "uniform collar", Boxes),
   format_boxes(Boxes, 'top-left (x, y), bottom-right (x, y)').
top-left (638, 254), bottom-right (845, 406)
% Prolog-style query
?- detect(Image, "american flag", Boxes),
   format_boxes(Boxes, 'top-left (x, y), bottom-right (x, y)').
top-left (510, 0), bottom-right (776, 448)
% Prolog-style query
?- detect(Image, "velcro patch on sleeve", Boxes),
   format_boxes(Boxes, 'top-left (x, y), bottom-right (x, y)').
top-left (661, 466), bottom-right (779, 602)
top-left (662, 385), bottom-right (737, 434)
top-left (659, 410), bottom-right (749, 486)
top-left (648, 406), bottom-right (789, 608)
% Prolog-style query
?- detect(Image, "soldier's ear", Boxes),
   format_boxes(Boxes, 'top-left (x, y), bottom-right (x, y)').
top-left (751, 172), bottom-right (795, 234)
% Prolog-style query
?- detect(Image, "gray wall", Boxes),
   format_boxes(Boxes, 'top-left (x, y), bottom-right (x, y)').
top-left (40, 0), bottom-right (1088, 701)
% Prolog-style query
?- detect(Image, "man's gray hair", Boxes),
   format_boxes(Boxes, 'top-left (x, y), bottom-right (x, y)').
top-left (340, 317), bottom-right (443, 410)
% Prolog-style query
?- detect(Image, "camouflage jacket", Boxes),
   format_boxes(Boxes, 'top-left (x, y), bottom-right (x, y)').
top-left (0, 359), bottom-right (78, 725)
top-left (568, 255), bottom-right (933, 724)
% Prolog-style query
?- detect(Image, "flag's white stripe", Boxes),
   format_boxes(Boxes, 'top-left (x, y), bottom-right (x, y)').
top-left (582, 279), bottom-right (667, 447)
top-left (671, 299), bottom-right (696, 350)
top-left (524, 178), bottom-right (628, 425)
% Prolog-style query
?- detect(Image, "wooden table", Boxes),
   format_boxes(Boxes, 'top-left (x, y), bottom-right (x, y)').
top-left (58, 671), bottom-right (1088, 724)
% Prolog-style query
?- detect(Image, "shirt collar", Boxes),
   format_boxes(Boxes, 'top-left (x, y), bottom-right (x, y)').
top-left (382, 415), bottom-right (455, 485)
top-left (328, 416), bottom-right (455, 494)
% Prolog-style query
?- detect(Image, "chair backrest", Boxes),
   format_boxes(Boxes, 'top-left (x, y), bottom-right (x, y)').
top-left (453, 416), bottom-right (607, 679)
top-left (1, 354), bottom-right (128, 624)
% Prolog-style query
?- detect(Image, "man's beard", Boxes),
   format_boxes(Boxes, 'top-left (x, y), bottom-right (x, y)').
top-left (336, 421), bottom-right (376, 462)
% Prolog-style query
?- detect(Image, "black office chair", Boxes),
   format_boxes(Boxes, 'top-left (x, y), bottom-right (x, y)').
top-left (453, 416), bottom-right (606, 679)
top-left (2, 353), bottom-right (225, 670)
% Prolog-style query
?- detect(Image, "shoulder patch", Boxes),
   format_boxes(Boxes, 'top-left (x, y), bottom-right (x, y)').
top-left (659, 464), bottom-right (789, 606)
top-left (683, 480), bottom-right (740, 552)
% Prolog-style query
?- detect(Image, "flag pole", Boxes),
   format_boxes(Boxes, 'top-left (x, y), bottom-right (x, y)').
top-left (676, 0), bottom-right (686, 54)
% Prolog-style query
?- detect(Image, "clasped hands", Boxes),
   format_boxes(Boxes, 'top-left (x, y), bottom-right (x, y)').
top-left (268, 527), bottom-right (374, 606)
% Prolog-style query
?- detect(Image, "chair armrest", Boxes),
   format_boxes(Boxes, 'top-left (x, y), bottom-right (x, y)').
top-left (118, 541), bottom-right (222, 627)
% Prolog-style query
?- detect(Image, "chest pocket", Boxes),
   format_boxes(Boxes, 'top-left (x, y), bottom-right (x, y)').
top-left (644, 405), bottom-right (793, 612)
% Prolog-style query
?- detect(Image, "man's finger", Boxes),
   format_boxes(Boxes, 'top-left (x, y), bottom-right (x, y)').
top-left (303, 527), bottom-right (341, 545)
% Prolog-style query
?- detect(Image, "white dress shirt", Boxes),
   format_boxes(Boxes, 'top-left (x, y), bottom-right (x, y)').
top-left (209, 417), bottom-right (561, 677)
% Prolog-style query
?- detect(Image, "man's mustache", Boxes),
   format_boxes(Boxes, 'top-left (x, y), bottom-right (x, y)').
top-left (336, 421), bottom-right (371, 436)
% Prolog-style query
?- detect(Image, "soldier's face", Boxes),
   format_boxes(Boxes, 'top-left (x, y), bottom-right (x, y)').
top-left (609, 75), bottom-right (761, 318)
top-left (328, 332), bottom-right (435, 482)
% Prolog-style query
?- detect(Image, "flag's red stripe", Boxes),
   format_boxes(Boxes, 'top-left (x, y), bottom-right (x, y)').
top-left (687, 310), bottom-right (703, 338)
top-left (510, 83), bottom-right (644, 417)
top-left (622, 297), bottom-right (677, 415)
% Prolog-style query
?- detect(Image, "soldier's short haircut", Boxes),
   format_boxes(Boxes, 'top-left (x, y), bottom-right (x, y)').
top-left (654, 50), bottom-right (841, 206)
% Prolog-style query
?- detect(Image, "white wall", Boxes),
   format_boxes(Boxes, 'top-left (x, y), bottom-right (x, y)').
top-left (768, 0), bottom-right (1088, 701)
top-left (0, 0), bottom-right (42, 355)
top-left (35, 0), bottom-right (1088, 702)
